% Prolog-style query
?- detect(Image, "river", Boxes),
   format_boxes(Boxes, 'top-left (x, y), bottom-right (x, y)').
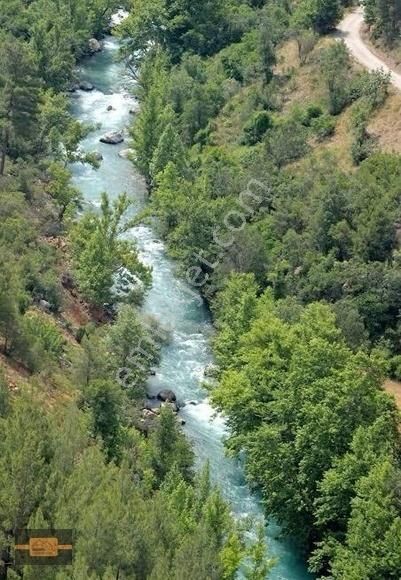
top-left (70, 36), bottom-right (312, 580)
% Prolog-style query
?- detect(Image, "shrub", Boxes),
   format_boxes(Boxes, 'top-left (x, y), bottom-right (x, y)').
top-left (310, 113), bottom-right (336, 140)
top-left (388, 355), bottom-right (401, 381)
top-left (23, 310), bottom-right (65, 360)
top-left (294, 104), bottom-right (323, 127)
top-left (242, 110), bottom-right (272, 145)
top-left (349, 69), bottom-right (391, 109)
top-left (267, 119), bottom-right (309, 167)
top-left (305, 104), bottom-right (323, 123)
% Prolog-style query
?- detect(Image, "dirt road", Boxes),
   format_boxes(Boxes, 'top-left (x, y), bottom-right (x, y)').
top-left (337, 7), bottom-right (401, 91)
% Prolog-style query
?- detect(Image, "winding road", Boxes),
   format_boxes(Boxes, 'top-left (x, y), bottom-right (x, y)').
top-left (337, 7), bottom-right (401, 91)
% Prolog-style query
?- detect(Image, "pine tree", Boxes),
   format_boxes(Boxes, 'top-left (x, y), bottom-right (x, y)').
top-left (81, 379), bottom-right (123, 461)
top-left (0, 397), bottom-right (50, 537)
top-left (150, 122), bottom-right (187, 184)
top-left (0, 260), bottom-right (23, 356)
top-left (106, 305), bottom-right (159, 398)
top-left (0, 35), bottom-right (41, 175)
top-left (130, 50), bottom-right (172, 187)
top-left (150, 408), bottom-right (194, 485)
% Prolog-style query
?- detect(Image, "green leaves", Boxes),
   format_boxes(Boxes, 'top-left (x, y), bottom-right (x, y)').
top-left (0, 396), bottom-right (51, 533)
top-left (292, 0), bottom-right (342, 34)
top-left (70, 192), bottom-right (151, 307)
top-left (211, 282), bottom-right (401, 572)
top-left (46, 162), bottom-right (83, 222)
top-left (150, 122), bottom-right (187, 184)
top-left (130, 51), bottom-right (172, 185)
top-left (330, 460), bottom-right (401, 579)
top-left (80, 379), bottom-right (123, 461)
top-left (362, 0), bottom-right (401, 45)
top-left (0, 34), bottom-right (41, 174)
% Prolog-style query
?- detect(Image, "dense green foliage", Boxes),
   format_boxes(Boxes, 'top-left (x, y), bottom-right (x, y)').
top-left (70, 192), bottom-right (151, 307)
top-left (124, 0), bottom-right (401, 576)
top-left (363, 0), bottom-right (401, 45)
top-left (0, 394), bottom-right (259, 579)
top-left (2, 0), bottom-right (401, 576)
top-left (0, 1), bottom-right (266, 578)
top-left (125, 1), bottom-right (398, 360)
top-left (211, 277), bottom-right (401, 576)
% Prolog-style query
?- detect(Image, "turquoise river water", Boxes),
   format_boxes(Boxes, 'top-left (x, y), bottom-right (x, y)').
top-left (70, 37), bottom-right (312, 580)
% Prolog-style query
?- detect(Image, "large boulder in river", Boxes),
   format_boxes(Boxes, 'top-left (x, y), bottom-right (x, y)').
top-left (157, 389), bottom-right (177, 403)
top-left (88, 38), bottom-right (102, 54)
top-left (79, 81), bottom-right (94, 92)
top-left (100, 131), bottom-right (124, 145)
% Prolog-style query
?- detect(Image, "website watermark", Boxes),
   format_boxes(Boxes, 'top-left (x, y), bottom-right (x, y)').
top-left (117, 177), bottom-right (270, 392)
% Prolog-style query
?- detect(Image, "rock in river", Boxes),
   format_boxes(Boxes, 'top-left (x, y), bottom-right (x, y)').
top-left (92, 151), bottom-right (103, 161)
top-left (79, 81), bottom-right (94, 92)
top-left (100, 131), bottom-right (124, 145)
top-left (118, 148), bottom-right (133, 159)
top-left (157, 389), bottom-right (177, 403)
top-left (88, 38), bottom-right (102, 54)
top-left (204, 363), bottom-right (219, 378)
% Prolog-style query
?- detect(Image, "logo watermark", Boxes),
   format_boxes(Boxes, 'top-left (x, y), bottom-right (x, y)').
top-left (15, 529), bottom-right (73, 566)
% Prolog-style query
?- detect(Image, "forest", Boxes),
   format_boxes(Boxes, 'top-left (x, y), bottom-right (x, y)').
top-left (1, 0), bottom-right (401, 578)
top-left (0, 0), bottom-right (270, 578)
top-left (122, 0), bottom-right (401, 578)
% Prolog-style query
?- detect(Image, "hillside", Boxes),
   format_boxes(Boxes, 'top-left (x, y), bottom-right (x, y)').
top-left (0, 1), bottom-right (266, 579)
top-left (123, 0), bottom-right (401, 577)
top-left (1, 1), bottom-right (401, 579)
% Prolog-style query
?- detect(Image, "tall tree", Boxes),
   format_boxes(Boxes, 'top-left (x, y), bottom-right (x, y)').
top-left (70, 192), bottom-right (151, 306)
top-left (0, 35), bottom-right (41, 175)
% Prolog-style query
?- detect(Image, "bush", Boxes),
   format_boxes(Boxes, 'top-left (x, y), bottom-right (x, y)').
top-left (267, 119), bottom-right (309, 167)
top-left (349, 69), bottom-right (390, 109)
top-left (242, 110), bottom-right (272, 145)
top-left (310, 113), bottom-right (336, 140)
top-left (29, 271), bottom-right (62, 313)
top-left (294, 103), bottom-right (323, 127)
top-left (304, 104), bottom-right (323, 123)
top-left (388, 355), bottom-right (401, 381)
top-left (23, 310), bottom-right (65, 360)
